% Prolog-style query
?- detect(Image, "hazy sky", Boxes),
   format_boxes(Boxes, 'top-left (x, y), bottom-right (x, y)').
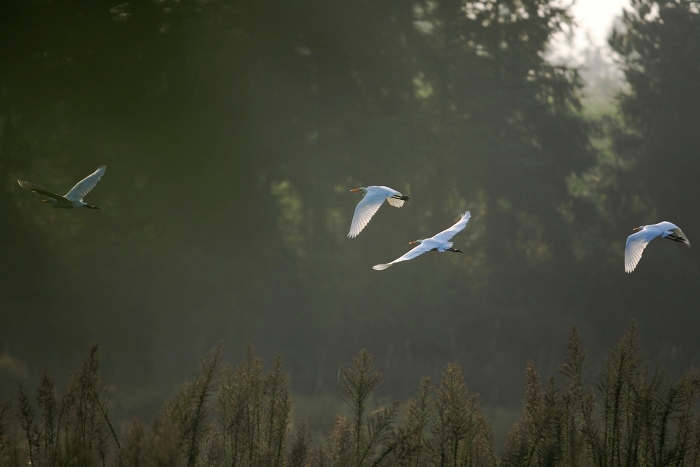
top-left (571, 0), bottom-right (629, 47)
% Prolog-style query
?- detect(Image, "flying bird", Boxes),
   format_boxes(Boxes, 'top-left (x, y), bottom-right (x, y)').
top-left (625, 221), bottom-right (690, 273)
top-left (373, 211), bottom-right (471, 270)
top-left (18, 166), bottom-right (106, 209)
top-left (348, 185), bottom-right (410, 238)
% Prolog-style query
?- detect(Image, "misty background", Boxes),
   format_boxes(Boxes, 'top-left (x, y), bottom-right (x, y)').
top-left (2, 0), bottom-right (699, 444)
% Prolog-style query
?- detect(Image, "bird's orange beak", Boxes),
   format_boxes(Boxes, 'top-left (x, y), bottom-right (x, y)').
top-left (633, 227), bottom-right (641, 231)
top-left (409, 241), bottom-right (418, 245)
top-left (349, 188), bottom-right (361, 192)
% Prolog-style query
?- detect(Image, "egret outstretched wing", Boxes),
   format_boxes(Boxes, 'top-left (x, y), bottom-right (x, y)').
top-left (432, 211), bottom-right (471, 243)
top-left (372, 242), bottom-right (433, 270)
top-left (17, 180), bottom-right (64, 199)
top-left (348, 193), bottom-right (386, 238)
top-left (625, 230), bottom-right (654, 273)
top-left (65, 166), bottom-right (106, 202)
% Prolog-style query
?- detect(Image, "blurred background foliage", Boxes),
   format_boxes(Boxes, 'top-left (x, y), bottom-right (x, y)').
top-left (1, 0), bottom-right (700, 445)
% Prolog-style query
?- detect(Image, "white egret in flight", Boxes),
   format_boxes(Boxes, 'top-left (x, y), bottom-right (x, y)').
top-left (348, 185), bottom-right (410, 238)
top-left (18, 166), bottom-right (106, 209)
top-left (373, 211), bottom-right (471, 270)
top-left (625, 221), bottom-right (690, 273)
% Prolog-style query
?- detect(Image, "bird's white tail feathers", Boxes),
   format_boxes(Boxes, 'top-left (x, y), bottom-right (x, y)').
top-left (673, 228), bottom-right (691, 247)
top-left (372, 263), bottom-right (393, 271)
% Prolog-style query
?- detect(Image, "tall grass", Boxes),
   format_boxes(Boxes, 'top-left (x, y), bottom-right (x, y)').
top-left (1, 323), bottom-right (699, 466)
top-left (502, 323), bottom-right (700, 467)
top-left (0, 343), bottom-right (113, 466)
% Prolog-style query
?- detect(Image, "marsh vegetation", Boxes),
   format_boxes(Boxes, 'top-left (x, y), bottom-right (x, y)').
top-left (2, 325), bottom-right (700, 466)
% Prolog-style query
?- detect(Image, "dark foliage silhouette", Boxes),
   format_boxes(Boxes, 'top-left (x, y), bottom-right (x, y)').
top-left (2, 326), bottom-right (699, 465)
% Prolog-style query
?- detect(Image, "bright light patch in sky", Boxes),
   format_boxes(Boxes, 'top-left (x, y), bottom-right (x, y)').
top-left (548, 0), bottom-right (631, 66)
top-left (571, 0), bottom-right (630, 47)
top-left (546, 0), bottom-right (630, 102)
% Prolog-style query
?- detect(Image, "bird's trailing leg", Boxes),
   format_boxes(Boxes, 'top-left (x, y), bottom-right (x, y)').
top-left (665, 234), bottom-right (689, 245)
top-left (446, 247), bottom-right (463, 253)
top-left (392, 194), bottom-right (411, 201)
top-left (84, 204), bottom-right (101, 209)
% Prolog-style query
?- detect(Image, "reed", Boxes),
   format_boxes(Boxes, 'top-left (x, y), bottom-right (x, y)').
top-left (1, 323), bottom-right (699, 466)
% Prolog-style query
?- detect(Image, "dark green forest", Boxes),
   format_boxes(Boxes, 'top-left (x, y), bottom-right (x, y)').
top-left (1, 0), bottom-right (700, 462)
